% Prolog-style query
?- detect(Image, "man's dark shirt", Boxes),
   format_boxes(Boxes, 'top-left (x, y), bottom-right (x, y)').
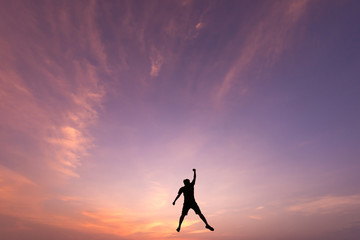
top-left (178, 182), bottom-right (195, 204)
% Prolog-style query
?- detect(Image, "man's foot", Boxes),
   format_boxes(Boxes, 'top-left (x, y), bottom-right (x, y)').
top-left (176, 227), bottom-right (180, 232)
top-left (205, 225), bottom-right (214, 231)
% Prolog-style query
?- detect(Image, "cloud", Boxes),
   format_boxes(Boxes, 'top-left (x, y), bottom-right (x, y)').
top-left (46, 126), bottom-right (92, 177)
top-left (80, 208), bottom-right (178, 238)
top-left (248, 215), bottom-right (263, 220)
top-left (0, 165), bottom-right (175, 239)
top-left (0, 1), bottom-right (106, 178)
top-left (0, 2), bottom-right (198, 238)
top-left (287, 195), bottom-right (360, 215)
top-left (150, 48), bottom-right (164, 77)
top-left (195, 21), bottom-right (204, 30)
top-left (0, 214), bottom-right (125, 240)
top-left (215, 0), bottom-right (310, 106)
top-left (0, 165), bottom-right (45, 220)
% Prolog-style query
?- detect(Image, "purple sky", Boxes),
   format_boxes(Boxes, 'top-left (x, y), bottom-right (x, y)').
top-left (1, 0), bottom-right (360, 239)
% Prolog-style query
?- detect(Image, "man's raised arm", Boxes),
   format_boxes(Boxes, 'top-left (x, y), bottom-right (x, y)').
top-left (191, 168), bottom-right (196, 185)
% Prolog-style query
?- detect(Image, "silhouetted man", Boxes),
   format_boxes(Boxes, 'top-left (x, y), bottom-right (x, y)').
top-left (173, 169), bottom-right (214, 232)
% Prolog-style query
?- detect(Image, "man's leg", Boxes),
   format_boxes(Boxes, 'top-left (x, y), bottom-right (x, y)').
top-left (177, 204), bottom-right (190, 232)
top-left (198, 212), bottom-right (209, 225)
top-left (177, 214), bottom-right (185, 232)
top-left (194, 203), bottom-right (214, 231)
top-left (198, 213), bottom-right (214, 231)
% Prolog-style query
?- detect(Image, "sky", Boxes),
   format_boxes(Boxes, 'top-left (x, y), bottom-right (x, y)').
top-left (0, 0), bottom-right (360, 239)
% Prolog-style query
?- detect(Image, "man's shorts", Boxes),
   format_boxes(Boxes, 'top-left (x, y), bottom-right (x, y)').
top-left (182, 201), bottom-right (202, 215)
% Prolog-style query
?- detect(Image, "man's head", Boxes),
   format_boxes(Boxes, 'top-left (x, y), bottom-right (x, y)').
top-left (183, 179), bottom-right (190, 186)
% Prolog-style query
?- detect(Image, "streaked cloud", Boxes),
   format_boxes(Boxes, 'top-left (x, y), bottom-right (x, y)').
top-left (248, 215), bottom-right (263, 220)
top-left (0, 165), bottom-right (44, 220)
top-left (80, 207), bottom-right (178, 238)
top-left (287, 195), bottom-right (360, 215)
top-left (0, 1), bottom-right (106, 178)
top-left (215, 0), bottom-right (310, 106)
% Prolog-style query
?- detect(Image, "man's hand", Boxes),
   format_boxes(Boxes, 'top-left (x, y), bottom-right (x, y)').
top-left (172, 201), bottom-right (176, 206)
top-left (193, 168), bottom-right (196, 172)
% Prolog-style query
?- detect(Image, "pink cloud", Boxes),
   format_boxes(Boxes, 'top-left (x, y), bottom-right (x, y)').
top-left (287, 195), bottom-right (360, 215)
top-left (0, 1), bottom-right (106, 178)
top-left (150, 48), bottom-right (164, 77)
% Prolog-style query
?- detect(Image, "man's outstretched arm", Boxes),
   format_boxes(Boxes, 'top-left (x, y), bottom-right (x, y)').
top-left (191, 168), bottom-right (196, 185)
top-left (173, 193), bottom-right (181, 205)
top-left (173, 188), bottom-right (182, 205)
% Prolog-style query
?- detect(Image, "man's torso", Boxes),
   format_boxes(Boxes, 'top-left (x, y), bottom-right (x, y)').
top-left (180, 184), bottom-right (195, 203)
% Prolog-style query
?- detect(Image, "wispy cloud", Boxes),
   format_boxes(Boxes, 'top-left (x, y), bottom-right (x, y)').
top-left (150, 47), bottom-right (164, 77)
top-left (0, 1), bottom-right (111, 233)
top-left (248, 215), bottom-right (263, 220)
top-left (80, 207), bottom-right (178, 238)
top-left (0, 1), bottom-right (106, 178)
top-left (0, 165), bottom-right (45, 220)
top-left (215, 0), bottom-right (310, 106)
top-left (287, 195), bottom-right (360, 215)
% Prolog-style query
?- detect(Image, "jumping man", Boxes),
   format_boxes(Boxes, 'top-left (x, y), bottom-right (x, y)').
top-left (172, 169), bottom-right (214, 232)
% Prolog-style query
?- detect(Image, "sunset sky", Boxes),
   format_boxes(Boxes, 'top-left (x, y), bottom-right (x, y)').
top-left (1, 0), bottom-right (360, 239)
